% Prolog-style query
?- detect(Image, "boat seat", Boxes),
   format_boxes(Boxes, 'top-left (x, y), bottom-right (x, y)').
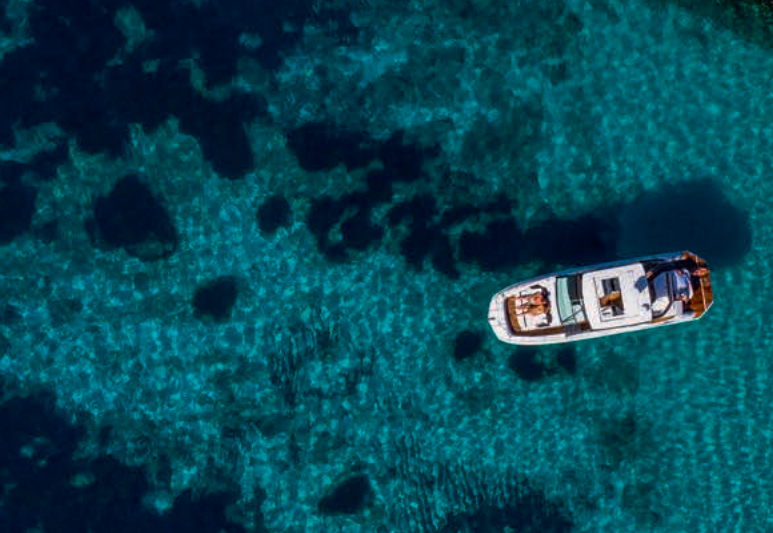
top-left (516, 285), bottom-right (552, 329)
top-left (651, 269), bottom-right (693, 317)
top-left (672, 268), bottom-right (693, 300)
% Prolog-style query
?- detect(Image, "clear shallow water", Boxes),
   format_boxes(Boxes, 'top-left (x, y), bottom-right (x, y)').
top-left (0, 0), bottom-right (769, 531)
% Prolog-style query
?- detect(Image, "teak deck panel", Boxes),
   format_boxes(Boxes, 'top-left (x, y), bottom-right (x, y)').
top-left (506, 296), bottom-right (522, 333)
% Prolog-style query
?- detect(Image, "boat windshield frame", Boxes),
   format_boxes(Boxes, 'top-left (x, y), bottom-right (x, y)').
top-left (556, 275), bottom-right (586, 326)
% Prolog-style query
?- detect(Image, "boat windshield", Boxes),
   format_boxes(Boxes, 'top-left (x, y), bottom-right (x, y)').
top-left (556, 275), bottom-right (587, 325)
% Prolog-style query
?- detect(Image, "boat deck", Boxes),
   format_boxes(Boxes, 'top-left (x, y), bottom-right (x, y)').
top-left (489, 251), bottom-right (714, 345)
top-left (505, 294), bottom-right (591, 337)
top-left (503, 278), bottom-right (561, 332)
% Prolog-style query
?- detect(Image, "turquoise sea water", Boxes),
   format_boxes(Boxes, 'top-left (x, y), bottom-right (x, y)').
top-left (0, 0), bottom-right (770, 532)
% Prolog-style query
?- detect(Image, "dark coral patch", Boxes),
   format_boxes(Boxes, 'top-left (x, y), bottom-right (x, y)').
top-left (306, 195), bottom-right (346, 256)
top-left (439, 497), bottom-right (573, 533)
top-left (177, 93), bottom-right (261, 180)
top-left (0, 180), bottom-right (37, 244)
top-left (453, 330), bottom-right (484, 361)
top-left (340, 208), bottom-right (383, 251)
top-left (523, 215), bottom-right (617, 268)
top-left (0, 387), bottom-right (250, 533)
top-left (379, 131), bottom-right (439, 183)
top-left (87, 175), bottom-right (177, 261)
top-left (286, 122), bottom-right (376, 172)
top-left (458, 219), bottom-right (523, 272)
top-left (257, 194), bottom-right (291, 234)
top-left (193, 276), bottom-right (239, 323)
top-left (1, 0), bottom-right (267, 172)
top-left (318, 474), bottom-right (373, 516)
top-left (364, 170), bottom-right (394, 205)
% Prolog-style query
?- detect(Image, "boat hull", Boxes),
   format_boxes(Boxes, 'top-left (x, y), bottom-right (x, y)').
top-left (488, 251), bottom-right (713, 345)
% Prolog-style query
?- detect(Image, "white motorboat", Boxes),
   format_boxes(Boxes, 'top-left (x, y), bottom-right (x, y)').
top-left (488, 251), bottom-right (714, 345)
